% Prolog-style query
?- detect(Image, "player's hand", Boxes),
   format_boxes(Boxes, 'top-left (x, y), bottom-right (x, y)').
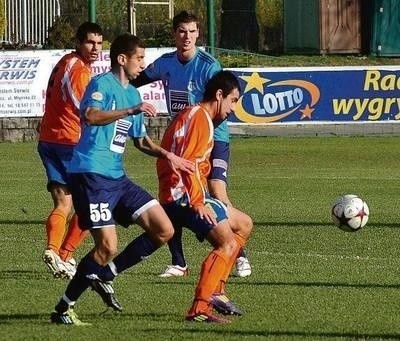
top-left (130, 102), bottom-right (157, 117)
top-left (166, 152), bottom-right (195, 175)
top-left (193, 205), bottom-right (217, 226)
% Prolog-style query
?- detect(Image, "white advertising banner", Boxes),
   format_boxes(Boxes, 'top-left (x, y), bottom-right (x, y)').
top-left (0, 48), bottom-right (174, 117)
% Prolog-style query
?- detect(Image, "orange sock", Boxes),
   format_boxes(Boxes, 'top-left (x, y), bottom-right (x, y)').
top-left (59, 214), bottom-right (88, 262)
top-left (45, 208), bottom-right (67, 253)
top-left (188, 250), bottom-right (229, 315)
top-left (215, 234), bottom-right (246, 294)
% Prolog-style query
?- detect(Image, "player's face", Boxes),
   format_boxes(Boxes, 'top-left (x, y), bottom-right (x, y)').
top-left (78, 33), bottom-right (103, 64)
top-left (173, 22), bottom-right (199, 52)
top-left (123, 47), bottom-right (146, 80)
top-left (218, 88), bottom-right (240, 121)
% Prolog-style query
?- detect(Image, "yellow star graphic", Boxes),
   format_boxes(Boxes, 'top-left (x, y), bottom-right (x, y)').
top-left (300, 104), bottom-right (315, 119)
top-left (240, 72), bottom-right (269, 93)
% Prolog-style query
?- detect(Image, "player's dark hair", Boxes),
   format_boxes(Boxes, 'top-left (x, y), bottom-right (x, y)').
top-left (203, 71), bottom-right (241, 101)
top-left (110, 33), bottom-right (145, 67)
top-left (76, 22), bottom-right (103, 43)
top-left (172, 10), bottom-right (199, 31)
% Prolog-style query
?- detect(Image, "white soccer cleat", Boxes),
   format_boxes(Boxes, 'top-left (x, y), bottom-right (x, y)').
top-left (43, 249), bottom-right (68, 278)
top-left (159, 265), bottom-right (188, 278)
top-left (42, 249), bottom-right (76, 279)
top-left (62, 258), bottom-right (77, 279)
top-left (233, 256), bottom-right (252, 277)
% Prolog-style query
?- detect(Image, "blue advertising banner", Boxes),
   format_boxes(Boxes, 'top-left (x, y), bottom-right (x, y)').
top-left (228, 66), bottom-right (400, 124)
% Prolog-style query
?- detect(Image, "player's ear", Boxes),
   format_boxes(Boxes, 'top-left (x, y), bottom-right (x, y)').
top-left (216, 89), bottom-right (223, 101)
top-left (117, 54), bottom-right (127, 66)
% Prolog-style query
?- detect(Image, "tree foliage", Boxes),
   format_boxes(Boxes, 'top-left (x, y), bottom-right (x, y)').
top-left (45, 16), bottom-right (76, 49)
top-left (0, 0), bottom-right (5, 40)
top-left (15, 0), bottom-right (282, 52)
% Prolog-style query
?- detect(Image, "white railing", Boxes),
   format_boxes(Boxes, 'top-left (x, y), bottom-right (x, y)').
top-left (3, 0), bottom-right (60, 46)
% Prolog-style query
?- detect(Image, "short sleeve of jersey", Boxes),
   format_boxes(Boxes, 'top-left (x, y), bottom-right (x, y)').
top-left (128, 111), bottom-right (147, 139)
top-left (80, 74), bottom-right (111, 116)
top-left (143, 57), bottom-right (165, 81)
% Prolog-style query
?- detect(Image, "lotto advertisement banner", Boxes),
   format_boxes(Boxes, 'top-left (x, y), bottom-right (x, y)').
top-left (229, 66), bottom-right (400, 124)
top-left (0, 49), bottom-right (399, 124)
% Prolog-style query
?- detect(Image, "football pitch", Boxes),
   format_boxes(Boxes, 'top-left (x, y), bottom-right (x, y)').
top-left (1, 136), bottom-right (400, 340)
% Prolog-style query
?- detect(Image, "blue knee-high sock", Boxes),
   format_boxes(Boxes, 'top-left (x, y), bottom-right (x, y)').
top-left (168, 226), bottom-right (186, 267)
top-left (55, 254), bottom-right (103, 312)
top-left (99, 233), bottom-right (158, 282)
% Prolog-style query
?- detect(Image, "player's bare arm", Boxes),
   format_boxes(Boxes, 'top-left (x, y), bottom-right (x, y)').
top-left (83, 102), bottom-right (157, 125)
top-left (134, 135), bottom-right (195, 174)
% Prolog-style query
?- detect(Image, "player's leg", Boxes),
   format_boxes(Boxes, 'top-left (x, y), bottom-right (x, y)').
top-left (208, 140), bottom-right (253, 278)
top-left (158, 196), bottom-right (188, 278)
top-left (229, 206), bottom-right (253, 277)
top-left (51, 227), bottom-right (119, 325)
top-left (159, 203), bottom-right (187, 278)
top-left (38, 142), bottom-right (78, 279)
top-left (97, 180), bottom-right (173, 282)
top-left (58, 213), bottom-right (89, 268)
top-left (51, 173), bottom-right (123, 324)
top-left (186, 218), bottom-right (237, 324)
top-left (159, 225), bottom-right (188, 277)
top-left (212, 206), bottom-right (252, 314)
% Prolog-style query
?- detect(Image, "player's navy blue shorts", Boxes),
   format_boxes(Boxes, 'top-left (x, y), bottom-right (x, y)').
top-left (69, 172), bottom-right (158, 230)
top-left (37, 141), bottom-right (74, 190)
top-left (162, 193), bottom-right (228, 242)
top-left (208, 141), bottom-right (230, 183)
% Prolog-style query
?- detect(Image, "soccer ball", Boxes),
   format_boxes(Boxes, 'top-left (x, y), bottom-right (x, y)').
top-left (331, 194), bottom-right (369, 232)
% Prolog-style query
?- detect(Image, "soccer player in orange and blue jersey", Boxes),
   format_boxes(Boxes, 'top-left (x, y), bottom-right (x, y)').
top-left (157, 70), bottom-right (253, 323)
top-left (37, 22), bottom-right (103, 279)
top-left (131, 10), bottom-right (252, 279)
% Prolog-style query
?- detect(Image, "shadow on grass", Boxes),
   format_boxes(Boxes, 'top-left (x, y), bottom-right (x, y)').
top-left (143, 328), bottom-right (400, 340)
top-left (1, 312), bottom-right (399, 339)
top-left (0, 270), bottom-right (49, 280)
top-left (254, 221), bottom-right (400, 228)
top-left (0, 220), bottom-right (398, 229)
top-left (228, 280), bottom-right (400, 290)
top-left (0, 220), bottom-right (43, 225)
top-left (151, 278), bottom-right (400, 290)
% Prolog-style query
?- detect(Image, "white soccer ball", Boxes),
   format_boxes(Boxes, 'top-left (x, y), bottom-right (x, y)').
top-left (331, 194), bottom-right (369, 232)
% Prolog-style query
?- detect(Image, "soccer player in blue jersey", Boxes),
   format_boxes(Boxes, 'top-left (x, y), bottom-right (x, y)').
top-left (50, 33), bottom-right (194, 325)
top-left (131, 10), bottom-right (253, 281)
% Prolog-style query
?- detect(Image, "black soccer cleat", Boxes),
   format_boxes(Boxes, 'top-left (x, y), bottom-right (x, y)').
top-left (87, 274), bottom-right (123, 312)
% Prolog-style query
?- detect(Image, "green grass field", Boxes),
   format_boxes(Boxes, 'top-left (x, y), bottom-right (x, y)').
top-left (1, 136), bottom-right (400, 340)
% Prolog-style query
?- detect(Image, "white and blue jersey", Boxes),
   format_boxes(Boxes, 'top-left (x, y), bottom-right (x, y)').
top-left (144, 48), bottom-right (229, 143)
top-left (69, 72), bottom-right (147, 179)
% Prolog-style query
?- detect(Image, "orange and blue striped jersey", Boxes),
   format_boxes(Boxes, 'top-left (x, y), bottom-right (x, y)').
top-left (39, 52), bottom-right (91, 145)
top-left (157, 105), bottom-right (214, 208)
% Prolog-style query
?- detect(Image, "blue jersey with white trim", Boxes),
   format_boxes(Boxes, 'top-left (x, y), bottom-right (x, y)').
top-left (144, 48), bottom-right (229, 143)
top-left (69, 72), bottom-right (147, 179)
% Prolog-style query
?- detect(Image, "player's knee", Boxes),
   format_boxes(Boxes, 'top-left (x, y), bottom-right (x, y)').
top-left (234, 212), bottom-right (253, 240)
top-left (95, 243), bottom-right (117, 265)
top-left (155, 222), bottom-right (174, 245)
top-left (219, 237), bottom-right (238, 258)
top-left (241, 214), bottom-right (253, 237)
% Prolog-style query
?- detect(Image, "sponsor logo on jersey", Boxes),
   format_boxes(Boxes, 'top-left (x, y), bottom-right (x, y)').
top-left (91, 91), bottom-right (103, 101)
top-left (169, 89), bottom-right (189, 117)
top-left (110, 119), bottom-right (132, 153)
